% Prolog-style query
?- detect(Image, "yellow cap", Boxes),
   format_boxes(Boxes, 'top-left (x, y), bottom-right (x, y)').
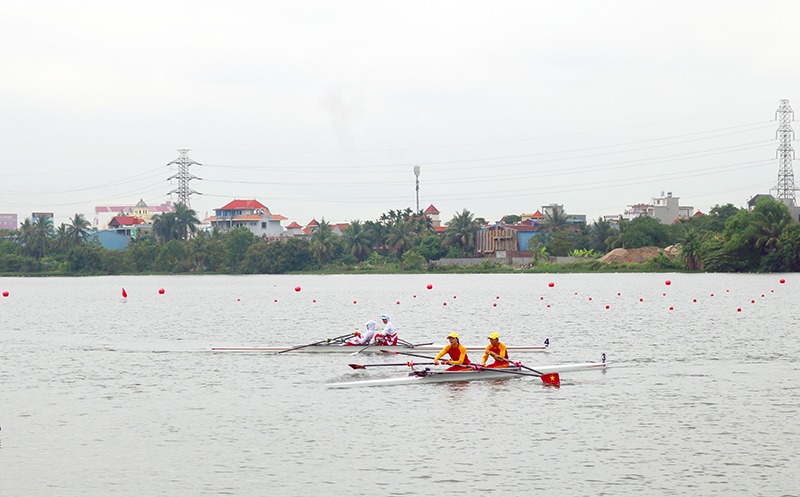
top-left (446, 332), bottom-right (459, 339)
top-left (487, 332), bottom-right (500, 340)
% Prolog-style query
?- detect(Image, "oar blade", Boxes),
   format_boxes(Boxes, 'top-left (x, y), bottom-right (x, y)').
top-left (348, 364), bottom-right (367, 369)
top-left (541, 372), bottom-right (560, 386)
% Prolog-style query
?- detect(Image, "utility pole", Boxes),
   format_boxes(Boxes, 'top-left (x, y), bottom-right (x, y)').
top-left (771, 99), bottom-right (797, 207)
top-left (167, 149), bottom-right (202, 208)
top-left (414, 165), bottom-right (420, 213)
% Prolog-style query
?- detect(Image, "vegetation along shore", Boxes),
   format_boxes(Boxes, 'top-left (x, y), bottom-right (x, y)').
top-left (2, 197), bottom-right (799, 276)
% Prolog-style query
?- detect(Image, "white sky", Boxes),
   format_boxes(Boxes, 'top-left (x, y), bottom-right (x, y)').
top-left (2, 1), bottom-right (799, 228)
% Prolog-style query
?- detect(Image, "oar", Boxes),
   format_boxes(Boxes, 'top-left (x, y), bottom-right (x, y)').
top-left (380, 349), bottom-right (437, 360)
top-left (349, 342), bottom-right (375, 356)
top-left (464, 364), bottom-right (560, 386)
top-left (348, 361), bottom-right (435, 369)
top-left (488, 351), bottom-right (546, 375)
top-left (486, 352), bottom-right (559, 385)
top-left (277, 333), bottom-right (355, 354)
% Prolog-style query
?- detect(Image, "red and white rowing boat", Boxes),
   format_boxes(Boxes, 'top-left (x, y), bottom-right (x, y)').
top-left (326, 360), bottom-right (606, 388)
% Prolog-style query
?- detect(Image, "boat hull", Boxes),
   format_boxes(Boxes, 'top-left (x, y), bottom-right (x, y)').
top-left (326, 361), bottom-right (606, 388)
top-left (210, 344), bottom-right (548, 353)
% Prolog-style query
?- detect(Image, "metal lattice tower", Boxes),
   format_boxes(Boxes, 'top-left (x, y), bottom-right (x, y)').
top-left (167, 149), bottom-right (202, 208)
top-left (770, 99), bottom-right (797, 207)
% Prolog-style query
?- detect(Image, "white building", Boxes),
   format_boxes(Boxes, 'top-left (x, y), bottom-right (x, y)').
top-left (207, 199), bottom-right (287, 238)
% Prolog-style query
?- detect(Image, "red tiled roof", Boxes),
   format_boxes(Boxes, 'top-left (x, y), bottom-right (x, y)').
top-left (286, 222), bottom-right (302, 228)
top-left (693, 211), bottom-right (703, 216)
top-left (271, 214), bottom-right (288, 221)
top-left (531, 210), bottom-right (544, 218)
top-left (109, 216), bottom-right (145, 226)
top-left (307, 218), bottom-right (319, 227)
top-left (218, 199), bottom-right (267, 210)
top-left (434, 226), bottom-right (447, 233)
top-left (424, 204), bottom-right (440, 214)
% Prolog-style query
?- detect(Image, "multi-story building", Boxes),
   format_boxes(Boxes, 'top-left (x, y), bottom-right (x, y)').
top-left (207, 199), bottom-right (287, 238)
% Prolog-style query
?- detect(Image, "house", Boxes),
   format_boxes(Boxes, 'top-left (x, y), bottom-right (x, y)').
top-left (208, 199), bottom-right (287, 238)
top-left (95, 200), bottom-right (174, 228)
top-left (285, 222), bottom-right (303, 237)
top-left (475, 224), bottom-right (543, 256)
top-left (107, 216), bottom-right (148, 238)
top-left (626, 192), bottom-right (694, 224)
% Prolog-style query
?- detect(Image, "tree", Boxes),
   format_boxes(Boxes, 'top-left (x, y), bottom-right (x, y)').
top-left (543, 209), bottom-right (570, 232)
top-left (342, 220), bottom-right (373, 261)
top-left (502, 214), bottom-right (521, 225)
top-left (152, 212), bottom-right (178, 242)
top-left (30, 216), bottom-right (53, 258)
top-left (385, 222), bottom-right (414, 258)
top-left (67, 213), bottom-right (92, 246)
top-left (677, 228), bottom-right (706, 271)
top-left (225, 227), bottom-right (257, 272)
top-left (173, 203), bottom-right (200, 240)
top-left (588, 217), bottom-right (613, 253)
top-left (618, 216), bottom-right (673, 249)
top-left (444, 209), bottom-right (479, 257)
top-left (752, 198), bottom-right (792, 251)
top-left (311, 219), bottom-right (337, 266)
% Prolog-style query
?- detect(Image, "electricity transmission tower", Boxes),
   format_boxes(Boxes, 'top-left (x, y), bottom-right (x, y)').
top-left (167, 149), bottom-right (202, 208)
top-left (771, 99), bottom-right (797, 207)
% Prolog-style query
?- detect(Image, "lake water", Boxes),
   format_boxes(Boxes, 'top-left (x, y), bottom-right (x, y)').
top-left (1, 273), bottom-right (798, 496)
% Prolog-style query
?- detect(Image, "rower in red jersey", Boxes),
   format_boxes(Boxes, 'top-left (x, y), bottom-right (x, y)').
top-left (433, 332), bottom-right (471, 371)
top-left (481, 332), bottom-right (510, 368)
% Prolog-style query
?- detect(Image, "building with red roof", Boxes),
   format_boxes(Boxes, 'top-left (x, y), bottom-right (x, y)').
top-left (208, 199), bottom-right (287, 238)
top-left (423, 204), bottom-right (441, 227)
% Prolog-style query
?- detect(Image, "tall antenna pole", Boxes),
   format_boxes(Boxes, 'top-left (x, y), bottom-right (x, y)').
top-left (771, 99), bottom-right (797, 207)
top-left (167, 149), bottom-right (202, 208)
top-left (414, 165), bottom-right (420, 212)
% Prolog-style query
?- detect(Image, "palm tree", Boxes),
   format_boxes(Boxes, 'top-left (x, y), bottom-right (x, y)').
top-left (753, 209), bottom-right (791, 250)
top-left (31, 215), bottom-right (54, 258)
top-left (444, 209), bottom-right (479, 256)
top-left (173, 203), bottom-right (200, 240)
top-left (589, 217), bottom-right (613, 253)
top-left (385, 221), bottom-right (414, 258)
top-left (543, 208), bottom-right (570, 232)
top-left (342, 220), bottom-right (372, 261)
top-left (678, 228), bottom-right (706, 271)
top-left (153, 212), bottom-right (178, 242)
top-left (16, 218), bottom-right (34, 254)
top-left (67, 213), bottom-right (92, 246)
top-left (311, 219), bottom-right (337, 265)
top-left (54, 224), bottom-right (71, 252)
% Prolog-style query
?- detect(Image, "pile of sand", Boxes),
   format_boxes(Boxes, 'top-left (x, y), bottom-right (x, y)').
top-left (599, 245), bottom-right (679, 263)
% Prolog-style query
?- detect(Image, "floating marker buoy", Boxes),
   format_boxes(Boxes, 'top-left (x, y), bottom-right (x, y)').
top-left (589, 297), bottom-right (592, 301)
top-left (780, 278), bottom-right (786, 284)
top-left (665, 280), bottom-right (671, 286)
top-left (273, 299), bottom-right (276, 302)
top-left (693, 299), bottom-right (697, 302)
top-left (737, 308), bottom-right (742, 312)
top-left (540, 297), bottom-right (544, 300)
top-left (443, 302), bottom-right (447, 306)
top-left (122, 288), bottom-right (127, 298)
top-left (669, 307), bottom-right (674, 310)
top-left (546, 305), bottom-right (550, 308)
top-left (711, 294), bottom-right (714, 297)
top-left (548, 282), bottom-right (554, 287)
top-left (413, 295), bottom-right (416, 298)
top-left (427, 284), bottom-right (433, 290)
top-left (605, 305), bottom-right (609, 309)
top-left (295, 286), bottom-right (301, 292)
top-left (663, 293), bottom-right (666, 296)
top-left (496, 296), bottom-right (499, 299)
top-left (396, 301), bottom-right (400, 304)
top-left (639, 298), bottom-right (643, 302)
top-left (313, 299), bottom-right (316, 302)
top-left (2, 291), bottom-right (8, 297)
top-left (158, 288), bottom-right (165, 294)
top-left (353, 300), bottom-right (357, 304)
top-left (453, 296), bottom-right (457, 299)
top-left (751, 300), bottom-right (755, 303)
top-left (493, 303), bottom-right (497, 307)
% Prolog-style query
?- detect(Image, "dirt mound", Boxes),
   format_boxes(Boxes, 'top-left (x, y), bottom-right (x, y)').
top-left (599, 246), bottom-right (678, 263)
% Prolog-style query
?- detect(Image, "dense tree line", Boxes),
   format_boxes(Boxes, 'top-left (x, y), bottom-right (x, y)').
top-left (2, 198), bottom-right (799, 275)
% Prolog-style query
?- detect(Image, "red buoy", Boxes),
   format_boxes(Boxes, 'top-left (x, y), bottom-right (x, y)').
top-left (427, 284), bottom-right (433, 290)
top-left (2, 291), bottom-right (8, 297)
top-left (122, 288), bottom-right (127, 298)
top-left (665, 280), bottom-right (671, 286)
top-left (158, 288), bottom-right (165, 294)
top-left (295, 286), bottom-right (301, 292)
top-left (548, 282), bottom-right (554, 287)
top-left (780, 278), bottom-right (786, 284)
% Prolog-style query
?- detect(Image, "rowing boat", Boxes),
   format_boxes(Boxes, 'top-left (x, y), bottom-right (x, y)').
top-left (210, 341), bottom-right (550, 354)
top-left (326, 361), bottom-right (605, 388)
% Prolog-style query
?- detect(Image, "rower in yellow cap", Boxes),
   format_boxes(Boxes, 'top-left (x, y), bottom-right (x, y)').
top-left (434, 332), bottom-right (471, 371)
top-left (481, 332), bottom-right (510, 368)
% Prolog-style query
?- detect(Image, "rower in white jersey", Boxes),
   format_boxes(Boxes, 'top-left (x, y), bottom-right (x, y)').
top-left (344, 320), bottom-right (377, 346)
top-left (374, 314), bottom-right (398, 346)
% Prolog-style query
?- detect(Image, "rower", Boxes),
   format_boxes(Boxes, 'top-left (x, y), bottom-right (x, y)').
top-left (433, 332), bottom-right (471, 371)
top-left (481, 332), bottom-right (509, 368)
top-left (344, 320), bottom-right (377, 346)
top-left (374, 314), bottom-right (398, 346)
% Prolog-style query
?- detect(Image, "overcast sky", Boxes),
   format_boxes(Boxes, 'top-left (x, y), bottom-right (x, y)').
top-left (2, 1), bottom-right (800, 228)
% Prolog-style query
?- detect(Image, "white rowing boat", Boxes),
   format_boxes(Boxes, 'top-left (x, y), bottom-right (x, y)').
top-left (326, 361), bottom-right (606, 388)
top-left (210, 339), bottom-right (550, 354)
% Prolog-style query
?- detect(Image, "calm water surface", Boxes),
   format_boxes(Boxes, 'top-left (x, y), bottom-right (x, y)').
top-left (1, 273), bottom-right (798, 496)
